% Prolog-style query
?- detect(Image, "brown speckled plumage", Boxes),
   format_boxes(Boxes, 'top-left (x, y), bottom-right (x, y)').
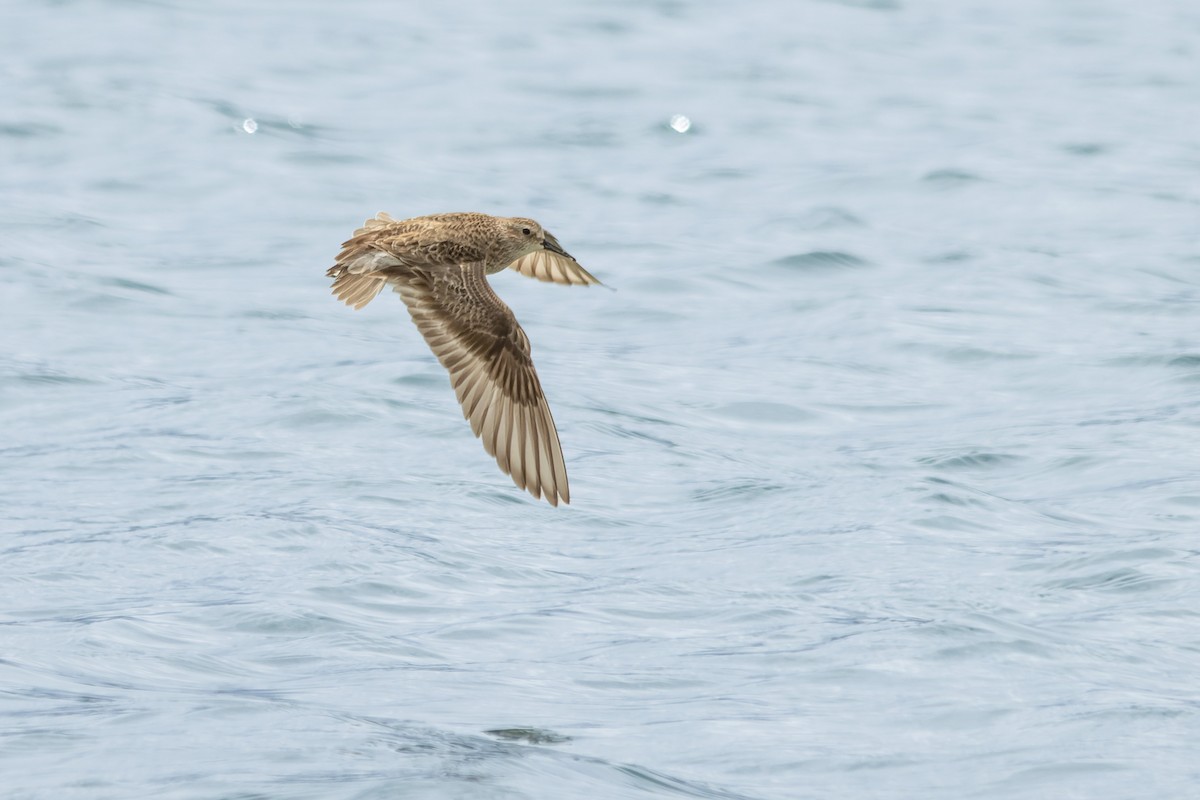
top-left (325, 212), bottom-right (600, 506)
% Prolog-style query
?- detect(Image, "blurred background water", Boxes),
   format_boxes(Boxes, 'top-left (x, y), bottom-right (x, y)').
top-left (2, 0), bottom-right (1199, 797)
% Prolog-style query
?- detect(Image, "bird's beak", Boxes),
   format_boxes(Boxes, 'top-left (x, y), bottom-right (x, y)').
top-left (542, 232), bottom-right (574, 261)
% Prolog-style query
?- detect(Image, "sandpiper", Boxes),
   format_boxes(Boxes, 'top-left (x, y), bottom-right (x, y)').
top-left (326, 212), bottom-right (600, 506)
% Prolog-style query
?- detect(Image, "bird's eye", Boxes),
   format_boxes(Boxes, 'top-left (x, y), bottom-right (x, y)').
top-left (522, 227), bottom-right (531, 235)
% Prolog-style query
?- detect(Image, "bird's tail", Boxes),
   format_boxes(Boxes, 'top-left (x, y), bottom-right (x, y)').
top-left (326, 212), bottom-right (404, 310)
top-left (327, 268), bottom-right (387, 310)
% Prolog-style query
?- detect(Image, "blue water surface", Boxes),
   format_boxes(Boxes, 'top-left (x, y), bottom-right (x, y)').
top-left (3, 1), bottom-right (1199, 798)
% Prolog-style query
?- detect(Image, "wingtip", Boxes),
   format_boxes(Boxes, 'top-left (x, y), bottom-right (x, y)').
top-left (574, 266), bottom-right (605, 288)
top-left (539, 488), bottom-right (569, 507)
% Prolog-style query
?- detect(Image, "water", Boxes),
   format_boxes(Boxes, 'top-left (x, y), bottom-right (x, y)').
top-left (3, 1), bottom-right (1199, 797)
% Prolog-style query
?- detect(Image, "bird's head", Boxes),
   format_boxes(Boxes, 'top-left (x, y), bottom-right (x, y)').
top-left (501, 217), bottom-right (575, 263)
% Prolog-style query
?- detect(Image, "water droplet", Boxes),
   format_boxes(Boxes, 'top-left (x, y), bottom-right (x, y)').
top-left (669, 114), bottom-right (691, 133)
top-left (242, 118), bottom-right (258, 134)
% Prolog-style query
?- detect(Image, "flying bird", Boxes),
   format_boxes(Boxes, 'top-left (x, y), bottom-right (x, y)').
top-left (326, 212), bottom-right (600, 506)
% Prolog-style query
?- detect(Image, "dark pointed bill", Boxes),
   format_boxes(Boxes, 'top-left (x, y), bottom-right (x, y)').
top-left (542, 231), bottom-right (573, 260)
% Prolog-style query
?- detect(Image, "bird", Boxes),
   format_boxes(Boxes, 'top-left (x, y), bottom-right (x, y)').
top-left (325, 211), bottom-right (601, 506)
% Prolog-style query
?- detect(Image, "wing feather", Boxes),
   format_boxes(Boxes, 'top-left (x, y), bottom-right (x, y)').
top-left (390, 264), bottom-right (570, 505)
top-left (508, 249), bottom-right (603, 286)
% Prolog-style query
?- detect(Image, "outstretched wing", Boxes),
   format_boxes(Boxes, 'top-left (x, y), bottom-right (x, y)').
top-left (507, 231), bottom-right (602, 286)
top-left (389, 263), bottom-right (570, 506)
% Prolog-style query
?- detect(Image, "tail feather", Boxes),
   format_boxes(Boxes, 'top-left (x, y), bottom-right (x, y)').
top-left (327, 213), bottom-right (405, 310)
top-left (352, 211), bottom-right (395, 238)
top-left (330, 271), bottom-right (387, 309)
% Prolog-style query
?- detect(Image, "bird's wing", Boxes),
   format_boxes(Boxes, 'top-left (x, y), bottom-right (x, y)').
top-left (390, 263), bottom-right (570, 506)
top-left (507, 232), bottom-right (601, 286)
top-left (507, 250), bottom-right (602, 286)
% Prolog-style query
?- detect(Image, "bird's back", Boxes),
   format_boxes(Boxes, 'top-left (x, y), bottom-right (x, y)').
top-left (329, 213), bottom-right (496, 279)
